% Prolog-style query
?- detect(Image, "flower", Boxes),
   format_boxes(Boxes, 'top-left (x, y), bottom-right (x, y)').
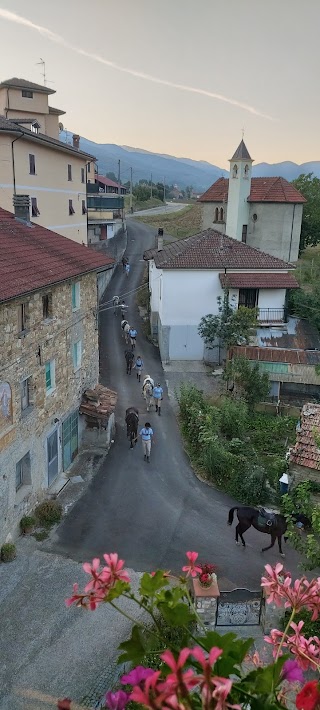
top-left (212, 677), bottom-right (241, 710)
top-left (198, 562), bottom-right (217, 576)
top-left (182, 551), bottom-right (202, 577)
top-left (103, 553), bottom-right (130, 583)
top-left (121, 665), bottom-right (155, 686)
top-left (296, 681), bottom-right (320, 710)
top-left (261, 564), bottom-right (320, 620)
top-left (104, 690), bottom-right (129, 710)
top-left (282, 659), bottom-right (304, 684)
top-left (57, 700), bottom-right (71, 710)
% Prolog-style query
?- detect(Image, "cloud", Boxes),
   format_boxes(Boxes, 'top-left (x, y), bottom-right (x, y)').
top-left (0, 8), bottom-right (274, 120)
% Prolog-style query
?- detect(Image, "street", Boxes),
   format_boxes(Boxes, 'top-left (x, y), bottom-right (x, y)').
top-left (50, 220), bottom-right (303, 589)
top-left (130, 202), bottom-right (187, 217)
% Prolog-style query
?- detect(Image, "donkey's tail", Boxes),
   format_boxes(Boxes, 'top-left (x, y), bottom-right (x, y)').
top-left (228, 507), bottom-right (238, 526)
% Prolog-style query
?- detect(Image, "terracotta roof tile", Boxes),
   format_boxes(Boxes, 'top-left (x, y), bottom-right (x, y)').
top-left (79, 385), bottom-right (117, 427)
top-left (0, 207), bottom-right (114, 303)
top-left (96, 175), bottom-right (126, 190)
top-left (198, 177), bottom-right (306, 204)
top-left (144, 229), bottom-right (296, 271)
top-left (290, 403), bottom-right (320, 470)
top-left (219, 273), bottom-right (299, 289)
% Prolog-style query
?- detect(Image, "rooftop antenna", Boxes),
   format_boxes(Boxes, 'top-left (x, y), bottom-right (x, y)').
top-left (36, 58), bottom-right (54, 87)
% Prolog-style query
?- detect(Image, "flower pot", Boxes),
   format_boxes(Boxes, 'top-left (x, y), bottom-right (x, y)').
top-left (198, 572), bottom-right (217, 589)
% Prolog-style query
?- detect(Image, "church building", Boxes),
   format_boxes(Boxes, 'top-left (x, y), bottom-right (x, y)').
top-left (198, 140), bottom-right (306, 262)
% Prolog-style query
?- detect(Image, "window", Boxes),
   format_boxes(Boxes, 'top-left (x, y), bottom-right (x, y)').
top-left (214, 207), bottom-right (219, 222)
top-left (244, 164), bottom-right (249, 177)
top-left (67, 164), bottom-right (72, 181)
top-left (239, 288), bottom-right (258, 309)
top-left (16, 452), bottom-right (31, 491)
top-left (18, 302), bottom-right (28, 333)
top-left (30, 123), bottom-right (39, 134)
top-left (22, 90), bottom-right (33, 98)
top-left (232, 164), bottom-right (238, 178)
top-left (42, 293), bottom-right (53, 320)
top-left (45, 359), bottom-right (55, 394)
top-left (252, 213), bottom-right (258, 222)
top-left (87, 162), bottom-right (91, 173)
top-left (81, 167), bottom-right (85, 183)
top-left (31, 197), bottom-right (40, 217)
top-left (73, 340), bottom-right (82, 370)
top-left (242, 225), bottom-right (248, 243)
top-left (71, 282), bottom-right (80, 310)
top-left (69, 199), bottom-right (75, 215)
top-left (82, 199), bottom-right (87, 215)
top-left (29, 153), bottom-right (36, 175)
top-left (21, 376), bottom-right (32, 411)
top-left (220, 208), bottom-right (224, 221)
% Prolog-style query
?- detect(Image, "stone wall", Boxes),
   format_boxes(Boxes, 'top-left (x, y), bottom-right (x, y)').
top-left (290, 462), bottom-right (320, 487)
top-left (0, 272), bottom-right (100, 544)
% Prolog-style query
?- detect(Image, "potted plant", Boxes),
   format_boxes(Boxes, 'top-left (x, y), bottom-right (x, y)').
top-left (198, 561), bottom-right (217, 588)
top-left (20, 515), bottom-right (36, 535)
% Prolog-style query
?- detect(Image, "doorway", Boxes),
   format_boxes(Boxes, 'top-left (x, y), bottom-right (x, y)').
top-left (47, 429), bottom-right (59, 485)
top-left (62, 411), bottom-right (79, 471)
top-left (238, 288), bottom-right (258, 309)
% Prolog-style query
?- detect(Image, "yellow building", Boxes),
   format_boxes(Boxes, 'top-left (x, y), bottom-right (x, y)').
top-left (0, 77), bottom-right (95, 244)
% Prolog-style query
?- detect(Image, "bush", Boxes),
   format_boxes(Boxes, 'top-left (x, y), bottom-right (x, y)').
top-left (282, 607), bottom-right (320, 639)
top-left (219, 397), bottom-right (248, 440)
top-left (20, 515), bottom-right (36, 534)
top-left (35, 500), bottom-right (62, 527)
top-left (1, 542), bottom-right (16, 562)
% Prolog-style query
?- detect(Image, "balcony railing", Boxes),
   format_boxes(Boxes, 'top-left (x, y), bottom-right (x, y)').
top-left (258, 308), bottom-right (286, 323)
top-left (87, 195), bottom-right (124, 210)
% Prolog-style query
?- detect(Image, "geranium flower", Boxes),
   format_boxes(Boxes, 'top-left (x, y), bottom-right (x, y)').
top-left (121, 665), bottom-right (155, 686)
top-left (103, 553), bottom-right (130, 583)
top-left (296, 681), bottom-right (320, 710)
top-left (212, 677), bottom-right (241, 710)
top-left (281, 659), bottom-right (304, 684)
top-left (182, 551), bottom-right (202, 577)
top-left (104, 690), bottom-right (129, 710)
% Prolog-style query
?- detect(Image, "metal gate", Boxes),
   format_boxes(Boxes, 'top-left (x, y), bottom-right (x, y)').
top-left (62, 411), bottom-right (79, 471)
top-left (216, 589), bottom-right (263, 626)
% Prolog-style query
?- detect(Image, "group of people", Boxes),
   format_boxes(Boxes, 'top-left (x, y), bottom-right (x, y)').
top-left (139, 377), bottom-right (163, 462)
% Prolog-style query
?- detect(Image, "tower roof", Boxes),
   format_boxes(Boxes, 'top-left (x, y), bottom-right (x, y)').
top-left (230, 139), bottom-right (252, 161)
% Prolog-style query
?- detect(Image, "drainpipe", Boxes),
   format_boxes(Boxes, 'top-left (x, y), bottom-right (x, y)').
top-left (288, 203), bottom-right (296, 262)
top-left (11, 132), bottom-right (24, 195)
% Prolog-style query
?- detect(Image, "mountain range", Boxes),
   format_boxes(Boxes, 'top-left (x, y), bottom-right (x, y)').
top-left (61, 132), bottom-right (319, 191)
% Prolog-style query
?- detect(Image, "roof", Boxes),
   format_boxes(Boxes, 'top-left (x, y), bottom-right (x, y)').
top-left (219, 272), bottom-right (299, 289)
top-left (0, 207), bottom-right (114, 303)
top-left (143, 229), bottom-right (296, 271)
top-left (289, 403), bottom-right (320, 470)
top-left (230, 139), bottom-right (252, 161)
top-left (79, 385), bottom-right (117, 428)
top-left (0, 115), bottom-right (95, 160)
top-left (96, 175), bottom-right (126, 190)
top-left (0, 77), bottom-right (55, 95)
top-left (231, 345), bottom-right (320, 366)
top-left (49, 106), bottom-right (66, 115)
top-left (198, 177), bottom-right (306, 204)
top-left (256, 317), bottom-right (320, 351)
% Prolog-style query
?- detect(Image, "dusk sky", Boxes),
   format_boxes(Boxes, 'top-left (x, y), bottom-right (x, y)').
top-left (0, 0), bottom-right (319, 170)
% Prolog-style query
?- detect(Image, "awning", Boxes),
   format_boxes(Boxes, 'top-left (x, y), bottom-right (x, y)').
top-left (219, 273), bottom-right (299, 289)
top-left (79, 385), bottom-right (117, 428)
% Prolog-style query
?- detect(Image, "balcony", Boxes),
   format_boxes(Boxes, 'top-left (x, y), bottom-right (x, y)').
top-left (258, 308), bottom-right (286, 324)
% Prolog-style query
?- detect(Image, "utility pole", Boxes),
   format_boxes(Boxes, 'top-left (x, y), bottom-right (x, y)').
top-left (130, 167), bottom-right (133, 213)
top-left (150, 173), bottom-right (153, 199)
top-left (163, 176), bottom-right (166, 204)
top-left (36, 58), bottom-right (46, 86)
top-left (118, 159), bottom-right (121, 195)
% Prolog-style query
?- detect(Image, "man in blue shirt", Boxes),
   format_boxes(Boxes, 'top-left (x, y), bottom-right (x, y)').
top-left (153, 383), bottom-right (163, 415)
top-left (139, 422), bottom-right (154, 462)
top-left (129, 327), bottom-right (137, 349)
top-left (133, 355), bottom-right (144, 382)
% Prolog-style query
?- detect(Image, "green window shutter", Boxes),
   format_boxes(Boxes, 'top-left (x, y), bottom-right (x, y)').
top-left (71, 284), bottom-right (76, 310)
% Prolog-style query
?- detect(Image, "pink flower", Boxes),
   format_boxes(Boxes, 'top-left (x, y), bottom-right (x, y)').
top-left (160, 649), bottom-right (198, 694)
top-left (286, 622), bottom-right (320, 671)
top-left (103, 553), bottom-right (130, 583)
top-left (191, 646), bottom-right (223, 673)
top-left (182, 551), bottom-right (202, 578)
top-left (104, 690), bottom-right (129, 710)
top-left (130, 670), bottom-right (166, 708)
top-left (282, 659), bottom-right (304, 684)
top-left (83, 557), bottom-right (111, 593)
top-left (121, 665), bottom-right (155, 686)
top-left (161, 649), bottom-right (191, 672)
top-left (261, 565), bottom-right (320, 620)
top-left (264, 628), bottom-right (286, 658)
top-left (212, 677), bottom-right (241, 710)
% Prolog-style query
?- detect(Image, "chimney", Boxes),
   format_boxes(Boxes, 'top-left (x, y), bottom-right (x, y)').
top-left (157, 227), bottom-right (164, 251)
top-left (72, 134), bottom-right (80, 149)
top-left (13, 194), bottom-right (30, 223)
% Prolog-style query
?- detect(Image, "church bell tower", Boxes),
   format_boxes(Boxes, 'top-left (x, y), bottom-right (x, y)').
top-left (225, 139), bottom-right (253, 242)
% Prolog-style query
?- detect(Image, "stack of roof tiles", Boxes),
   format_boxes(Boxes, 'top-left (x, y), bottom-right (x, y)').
top-left (290, 403), bottom-right (320, 470)
top-left (79, 385), bottom-right (117, 428)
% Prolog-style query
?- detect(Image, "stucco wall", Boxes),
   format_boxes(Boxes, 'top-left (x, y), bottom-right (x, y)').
top-left (0, 133), bottom-right (88, 244)
top-left (160, 270), bottom-right (222, 325)
top-left (44, 113), bottom-right (60, 139)
top-left (0, 272), bottom-right (100, 545)
top-left (200, 202), bottom-right (226, 232)
top-left (1, 87), bottom-right (49, 114)
top-left (247, 203), bottom-right (302, 262)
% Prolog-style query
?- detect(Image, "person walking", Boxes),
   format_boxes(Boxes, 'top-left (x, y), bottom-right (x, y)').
top-left (112, 295), bottom-right (120, 314)
top-left (133, 355), bottom-right (144, 382)
top-left (129, 326), bottom-right (137, 350)
top-left (120, 301), bottom-right (127, 319)
top-left (139, 422), bottom-right (154, 462)
top-left (122, 256), bottom-right (128, 273)
top-left (153, 383), bottom-right (163, 415)
top-left (125, 262), bottom-right (131, 277)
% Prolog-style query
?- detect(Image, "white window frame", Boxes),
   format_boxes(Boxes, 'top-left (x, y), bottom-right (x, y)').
top-left (73, 340), bottom-right (82, 371)
top-left (45, 359), bottom-right (56, 396)
top-left (71, 282), bottom-right (80, 311)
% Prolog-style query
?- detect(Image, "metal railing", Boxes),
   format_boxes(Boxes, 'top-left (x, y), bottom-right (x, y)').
top-left (258, 308), bottom-right (286, 323)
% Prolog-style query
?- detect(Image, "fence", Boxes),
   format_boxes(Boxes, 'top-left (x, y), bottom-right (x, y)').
top-left (215, 588), bottom-right (264, 627)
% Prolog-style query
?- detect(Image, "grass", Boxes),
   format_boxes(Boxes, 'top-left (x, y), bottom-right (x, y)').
top-left (294, 245), bottom-right (320, 288)
top-left (124, 195), bottom-right (163, 212)
top-left (135, 203), bottom-right (202, 240)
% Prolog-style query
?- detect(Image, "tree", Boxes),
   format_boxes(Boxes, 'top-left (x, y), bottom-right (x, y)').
top-left (224, 356), bottom-right (270, 411)
top-left (281, 481), bottom-right (320, 570)
top-left (105, 171), bottom-right (118, 182)
top-left (198, 291), bottom-right (258, 351)
top-left (292, 173), bottom-right (320, 251)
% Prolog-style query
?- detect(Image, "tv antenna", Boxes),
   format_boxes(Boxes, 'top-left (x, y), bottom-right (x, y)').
top-left (36, 58), bottom-right (54, 87)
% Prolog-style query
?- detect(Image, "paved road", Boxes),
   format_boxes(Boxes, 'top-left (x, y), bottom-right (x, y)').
top-left (51, 220), bottom-right (303, 588)
top-left (130, 201), bottom-right (187, 217)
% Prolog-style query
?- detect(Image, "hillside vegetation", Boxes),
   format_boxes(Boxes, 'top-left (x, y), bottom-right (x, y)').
top-left (290, 246), bottom-right (320, 331)
top-left (135, 203), bottom-right (202, 240)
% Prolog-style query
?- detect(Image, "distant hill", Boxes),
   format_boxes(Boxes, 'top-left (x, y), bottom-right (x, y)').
top-left (60, 132), bottom-right (320, 191)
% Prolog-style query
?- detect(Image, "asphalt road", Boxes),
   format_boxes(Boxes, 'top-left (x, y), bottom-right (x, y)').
top-left (51, 220), bottom-right (303, 588)
top-left (130, 202), bottom-right (187, 216)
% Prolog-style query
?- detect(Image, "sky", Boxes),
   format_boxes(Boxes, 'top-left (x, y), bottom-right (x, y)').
top-left (0, 0), bottom-right (319, 170)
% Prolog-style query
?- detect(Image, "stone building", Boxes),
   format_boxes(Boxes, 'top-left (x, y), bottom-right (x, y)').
top-left (289, 403), bottom-right (320, 485)
top-left (0, 204), bottom-right (114, 545)
top-left (198, 140), bottom-right (306, 262)
top-left (0, 77), bottom-right (95, 244)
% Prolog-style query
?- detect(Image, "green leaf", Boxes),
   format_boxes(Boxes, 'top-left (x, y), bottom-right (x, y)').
top-left (139, 571), bottom-right (169, 598)
top-left (158, 602), bottom-right (195, 627)
top-left (104, 580), bottom-right (130, 602)
top-left (197, 631), bottom-right (253, 677)
top-left (117, 624), bottom-right (149, 665)
top-left (241, 656), bottom-right (288, 695)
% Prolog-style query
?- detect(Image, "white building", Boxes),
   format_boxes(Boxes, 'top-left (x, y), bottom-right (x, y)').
top-left (144, 230), bottom-right (299, 363)
top-left (199, 140), bottom-right (306, 263)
